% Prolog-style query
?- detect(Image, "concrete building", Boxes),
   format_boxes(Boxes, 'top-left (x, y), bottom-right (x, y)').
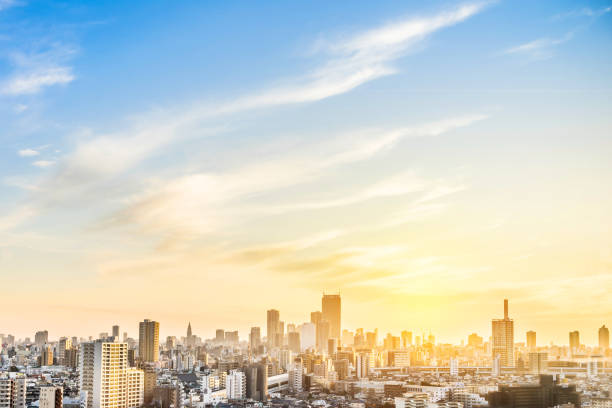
top-left (492, 299), bottom-right (514, 367)
top-left (39, 386), bottom-right (63, 408)
top-left (322, 294), bottom-right (341, 341)
top-left (139, 319), bottom-right (159, 363)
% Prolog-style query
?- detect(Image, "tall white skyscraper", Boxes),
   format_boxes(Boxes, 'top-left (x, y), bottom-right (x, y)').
top-left (79, 341), bottom-right (144, 408)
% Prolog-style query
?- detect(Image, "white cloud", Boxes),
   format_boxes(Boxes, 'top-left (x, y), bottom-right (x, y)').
top-left (502, 33), bottom-right (573, 58)
top-left (18, 148), bottom-right (39, 157)
top-left (41, 3), bottom-right (487, 194)
top-left (552, 6), bottom-right (612, 20)
top-left (2, 66), bottom-right (74, 95)
top-left (32, 160), bottom-right (56, 168)
top-left (104, 115), bottom-right (485, 239)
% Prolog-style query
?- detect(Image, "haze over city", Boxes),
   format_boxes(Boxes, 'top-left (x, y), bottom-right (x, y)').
top-left (1, 0), bottom-right (612, 346)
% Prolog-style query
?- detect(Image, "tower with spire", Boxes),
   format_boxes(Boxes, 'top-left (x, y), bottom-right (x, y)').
top-left (187, 322), bottom-right (192, 338)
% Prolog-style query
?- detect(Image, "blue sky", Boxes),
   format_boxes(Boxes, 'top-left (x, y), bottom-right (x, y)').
top-left (1, 0), bottom-right (611, 343)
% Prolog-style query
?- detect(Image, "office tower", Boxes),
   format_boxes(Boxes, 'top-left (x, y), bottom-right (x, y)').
top-left (467, 333), bottom-right (483, 348)
top-left (288, 332), bottom-right (300, 354)
top-left (449, 357), bottom-right (459, 376)
top-left (57, 337), bottom-right (72, 365)
top-left (341, 329), bottom-right (354, 346)
top-left (245, 363), bottom-right (267, 402)
top-left (249, 327), bottom-right (261, 351)
top-left (40, 344), bottom-right (54, 366)
top-left (528, 352), bottom-right (548, 375)
top-left (139, 319), bottom-right (159, 362)
top-left (34, 331), bottom-right (48, 347)
top-left (79, 341), bottom-right (144, 408)
top-left (356, 352), bottom-right (370, 378)
top-left (39, 386), bottom-right (62, 408)
top-left (599, 325), bottom-right (609, 349)
top-left (123, 332), bottom-right (128, 342)
top-left (288, 358), bottom-right (303, 392)
top-left (310, 311), bottom-right (322, 325)
top-left (0, 375), bottom-right (26, 408)
top-left (166, 336), bottom-right (176, 350)
top-left (316, 320), bottom-right (330, 352)
top-left (266, 309), bottom-right (280, 347)
top-left (322, 293), bottom-right (341, 340)
top-left (299, 323), bottom-right (316, 351)
top-left (112, 325), bottom-right (120, 339)
top-left (401, 331), bottom-right (412, 348)
top-left (276, 321), bottom-right (284, 347)
top-left (225, 331), bottom-right (239, 345)
top-left (226, 370), bottom-right (246, 400)
top-left (569, 330), bottom-right (580, 350)
top-left (491, 299), bottom-right (514, 367)
top-left (526, 331), bottom-right (536, 350)
top-left (215, 329), bottom-right (224, 343)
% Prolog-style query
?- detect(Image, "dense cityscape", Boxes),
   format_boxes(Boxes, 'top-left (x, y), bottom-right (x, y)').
top-left (1, 297), bottom-right (610, 408)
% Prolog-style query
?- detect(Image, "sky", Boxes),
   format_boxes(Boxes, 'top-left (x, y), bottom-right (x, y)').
top-left (0, 0), bottom-right (611, 346)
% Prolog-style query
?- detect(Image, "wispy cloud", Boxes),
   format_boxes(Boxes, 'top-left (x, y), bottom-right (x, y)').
top-left (551, 5), bottom-right (612, 20)
top-left (1, 44), bottom-right (76, 95)
top-left (502, 32), bottom-right (573, 59)
top-left (101, 115), bottom-right (485, 240)
top-left (37, 3), bottom-right (487, 197)
top-left (18, 148), bottom-right (39, 157)
top-left (0, 0), bottom-right (18, 12)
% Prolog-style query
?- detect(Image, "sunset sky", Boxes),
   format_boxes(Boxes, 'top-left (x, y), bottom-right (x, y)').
top-left (1, 0), bottom-right (611, 345)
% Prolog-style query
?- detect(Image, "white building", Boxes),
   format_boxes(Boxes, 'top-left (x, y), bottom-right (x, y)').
top-left (79, 341), bottom-right (144, 408)
top-left (226, 370), bottom-right (246, 400)
top-left (0, 374), bottom-right (26, 408)
top-left (288, 359), bottom-right (303, 392)
top-left (450, 358), bottom-right (459, 376)
top-left (300, 323), bottom-right (316, 351)
top-left (39, 386), bottom-right (63, 408)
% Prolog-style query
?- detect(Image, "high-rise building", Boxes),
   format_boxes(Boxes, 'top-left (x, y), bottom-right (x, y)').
top-left (0, 375), bottom-right (26, 408)
top-left (569, 330), bottom-right (580, 350)
top-left (57, 337), bottom-right (72, 365)
top-left (288, 332), bottom-right (301, 354)
top-left (491, 299), bottom-right (514, 367)
top-left (449, 357), bottom-right (459, 376)
top-left (299, 323), bottom-right (316, 351)
top-left (322, 294), bottom-right (341, 340)
top-left (143, 363), bottom-right (157, 405)
top-left (599, 325), bottom-right (609, 349)
top-left (215, 329), bottom-right (224, 343)
top-left (249, 327), bottom-right (261, 352)
top-left (526, 331), bottom-right (536, 350)
top-left (266, 309), bottom-right (280, 347)
top-left (112, 325), bottom-right (120, 339)
top-left (245, 363), bottom-right (267, 402)
top-left (39, 386), bottom-right (62, 408)
top-left (34, 331), bottom-right (48, 347)
top-left (316, 320), bottom-right (330, 353)
top-left (79, 341), bottom-right (144, 408)
top-left (40, 345), bottom-right (54, 366)
top-left (139, 319), bottom-right (159, 362)
top-left (356, 352), bottom-right (370, 378)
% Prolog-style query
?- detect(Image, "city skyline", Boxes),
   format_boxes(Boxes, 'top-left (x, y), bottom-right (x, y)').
top-left (2, 296), bottom-right (609, 348)
top-left (1, 1), bottom-right (612, 346)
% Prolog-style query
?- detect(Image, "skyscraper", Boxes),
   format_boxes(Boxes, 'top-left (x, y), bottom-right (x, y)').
top-left (266, 309), bottom-right (279, 347)
top-left (34, 331), bottom-right (48, 347)
top-left (526, 331), bottom-right (536, 350)
top-left (599, 325), bottom-right (609, 349)
top-left (249, 327), bottom-right (261, 352)
top-left (139, 319), bottom-right (159, 362)
top-left (322, 293), bottom-right (341, 340)
top-left (491, 299), bottom-right (514, 367)
top-left (112, 325), bottom-right (120, 339)
top-left (569, 330), bottom-right (580, 350)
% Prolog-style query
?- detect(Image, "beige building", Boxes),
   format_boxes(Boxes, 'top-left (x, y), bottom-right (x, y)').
top-left (492, 299), bottom-right (514, 367)
top-left (139, 319), bottom-right (159, 362)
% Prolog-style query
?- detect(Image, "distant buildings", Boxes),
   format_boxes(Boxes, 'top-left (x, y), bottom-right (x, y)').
top-left (526, 330), bottom-right (536, 350)
top-left (492, 299), bottom-right (514, 367)
top-left (569, 330), bottom-right (580, 351)
top-left (599, 325), bottom-right (609, 349)
top-left (528, 352), bottom-right (548, 375)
